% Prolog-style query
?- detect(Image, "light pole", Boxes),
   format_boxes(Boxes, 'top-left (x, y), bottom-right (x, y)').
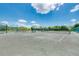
top-left (5, 24), bottom-right (8, 33)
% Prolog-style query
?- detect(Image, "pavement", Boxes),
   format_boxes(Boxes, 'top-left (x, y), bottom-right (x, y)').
top-left (0, 31), bottom-right (79, 56)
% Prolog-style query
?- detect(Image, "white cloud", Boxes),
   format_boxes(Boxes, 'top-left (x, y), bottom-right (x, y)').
top-left (31, 21), bottom-right (40, 27)
top-left (70, 4), bottom-right (79, 12)
top-left (17, 23), bottom-right (27, 27)
top-left (32, 23), bottom-right (41, 28)
top-left (33, 23), bottom-right (40, 26)
top-left (56, 3), bottom-right (64, 11)
top-left (31, 21), bottom-right (36, 24)
top-left (31, 3), bottom-right (64, 14)
top-left (26, 25), bottom-right (31, 28)
top-left (1, 21), bottom-right (8, 25)
top-left (71, 19), bottom-right (77, 22)
top-left (30, 20), bottom-right (40, 27)
top-left (18, 19), bottom-right (27, 23)
top-left (17, 19), bottom-right (27, 27)
top-left (70, 19), bottom-right (77, 25)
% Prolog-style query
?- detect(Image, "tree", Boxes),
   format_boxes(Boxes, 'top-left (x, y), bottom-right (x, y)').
top-left (60, 26), bottom-right (69, 31)
top-left (73, 23), bottom-right (79, 28)
top-left (0, 24), bottom-right (8, 32)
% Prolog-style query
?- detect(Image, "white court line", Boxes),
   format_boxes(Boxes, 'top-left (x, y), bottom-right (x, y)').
top-left (58, 33), bottom-right (69, 42)
top-left (72, 32), bottom-right (79, 39)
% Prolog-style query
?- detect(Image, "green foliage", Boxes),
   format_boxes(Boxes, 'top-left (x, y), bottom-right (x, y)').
top-left (73, 23), bottom-right (79, 28)
top-left (0, 24), bottom-right (76, 32)
top-left (60, 26), bottom-right (69, 31)
top-left (31, 26), bottom-right (69, 31)
top-left (71, 23), bottom-right (79, 31)
top-left (48, 26), bottom-right (69, 31)
top-left (0, 24), bottom-right (7, 31)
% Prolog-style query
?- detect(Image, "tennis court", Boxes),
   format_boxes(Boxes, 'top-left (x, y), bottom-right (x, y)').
top-left (0, 31), bottom-right (79, 56)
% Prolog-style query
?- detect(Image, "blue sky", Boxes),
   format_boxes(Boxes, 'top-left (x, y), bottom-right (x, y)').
top-left (0, 3), bottom-right (79, 27)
